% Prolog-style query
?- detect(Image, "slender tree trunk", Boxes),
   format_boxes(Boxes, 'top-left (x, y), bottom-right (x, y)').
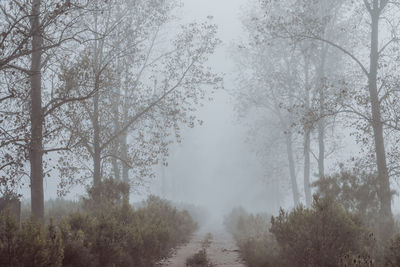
top-left (30, 0), bottom-right (44, 222)
top-left (317, 46), bottom-right (327, 179)
top-left (368, 2), bottom-right (393, 237)
top-left (304, 56), bottom-right (311, 206)
top-left (120, 131), bottom-right (130, 202)
top-left (112, 10), bottom-right (122, 182)
top-left (92, 78), bottom-right (102, 198)
top-left (119, 81), bottom-right (131, 202)
top-left (317, 112), bottom-right (325, 177)
top-left (304, 127), bottom-right (311, 205)
top-left (286, 132), bottom-right (300, 206)
top-left (121, 132), bottom-right (129, 184)
top-left (92, 11), bottom-right (103, 200)
top-left (112, 90), bottom-right (121, 181)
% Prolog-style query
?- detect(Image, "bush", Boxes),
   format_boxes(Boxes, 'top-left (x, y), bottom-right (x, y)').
top-left (0, 212), bottom-right (63, 267)
top-left (270, 196), bottom-right (372, 267)
top-left (186, 249), bottom-right (212, 267)
top-left (226, 196), bottom-right (376, 267)
top-left (0, 195), bottom-right (197, 267)
top-left (313, 168), bottom-right (397, 234)
top-left (224, 209), bottom-right (283, 267)
top-left (60, 196), bottom-right (197, 267)
top-left (384, 235), bottom-right (400, 267)
top-left (83, 178), bottom-right (129, 211)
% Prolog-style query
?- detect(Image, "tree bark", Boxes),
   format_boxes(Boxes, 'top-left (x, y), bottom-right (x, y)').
top-left (30, 0), bottom-right (44, 222)
top-left (304, 55), bottom-right (311, 207)
top-left (120, 131), bottom-right (130, 203)
top-left (286, 132), bottom-right (300, 206)
top-left (92, 77), bottom-right (102, 200)
top-left (92, 11), bottom-right (103, 200)
top-left (317, 46), bottom-right (328, 179)
top-left (368, 1), bottom-right (393, 237)
top-left (120, 86), bottom-right (130, 202)
top-left (304, 130), bottom-right (311, 206)
top-left (121, 132), bottom-right (129, 184)
top-left (111, 91), bottom-right (121, 181)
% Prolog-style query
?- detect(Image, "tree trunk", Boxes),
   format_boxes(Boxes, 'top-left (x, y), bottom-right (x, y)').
top-left (92, 78), bottom-right (102, 199)
top-left (304, 128), bottom-right (311, 206)
top-left (30, 0), bottom-right (44, 222)
top-left (317, 46), bottom-right (328, 179)
top-left (317, 113), bottom-right (325, 178)
top-left (111, 90), bottom-right (121, 181)
top-left (368, 3), bottom-right (393, 238)
top-left (286, 132), bottom-right (300, 206)
top-left (304, 56), bottom-right (311, 207)
top-left (92, 12), bottom-right (103, 200)
top-left (120, 131), bottom-right (130, 203)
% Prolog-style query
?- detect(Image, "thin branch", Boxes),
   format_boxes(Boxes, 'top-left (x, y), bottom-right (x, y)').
top-left (100, 59), bottom-right (198, 150)
top-left (298, 34), bottom-right (369, 77)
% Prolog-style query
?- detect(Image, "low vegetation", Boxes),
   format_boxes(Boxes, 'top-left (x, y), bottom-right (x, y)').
top-left (186, 250), bottom-right (212, 267)
top-left (225, 171), bottom-right (400, 267)
top-left (186, 233), bottom-right (214, 267)
top-left (0, 181), bottom-right (197, 267)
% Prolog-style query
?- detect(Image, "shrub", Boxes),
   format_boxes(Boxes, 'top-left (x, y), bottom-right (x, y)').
top-left (270, 196), bottom-right (372, 267)
top-left (186, 249), bottom-right (212, 267)
top-left (224, 209), bottom-right (283, 267)
top-left (384, 235), bottom-right (400, 267)
top-left (0, 211), bottom-right (19, 266)
top-left (0, 212), bottom-right (63, 267)
top-left (83, 178), bottom-right (129, 211)
top-left (0, 195), bottom-right (197, 267)
top-left (226, 196), bottom-right (376, 267)
top-left (313, 168), bottom-right (397, 233)
top-left (60, 196), bottom-right (197, 267)
top-left (0, 192), bottom-right (21, 224)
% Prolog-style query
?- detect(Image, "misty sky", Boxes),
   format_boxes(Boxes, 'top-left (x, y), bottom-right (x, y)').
top-left (146, 0), bottom-right (271, 214)
top-left (30, 0), bottom-right (400, 215)
top-left (36, 0), bottom-right (264, 212)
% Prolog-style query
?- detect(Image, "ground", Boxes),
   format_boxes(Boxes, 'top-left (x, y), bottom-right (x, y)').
top-left (159, 224), bottom-right (245, 267)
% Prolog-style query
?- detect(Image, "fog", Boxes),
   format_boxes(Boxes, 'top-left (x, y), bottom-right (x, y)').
top-left (146, 0), bottom-right (271, 215)
top-left (16, 0), bottom-right (400, 217)
top-left (4, 0), bottom-right (400, 266)
top-left (39, 0), bottom-right (276, 216)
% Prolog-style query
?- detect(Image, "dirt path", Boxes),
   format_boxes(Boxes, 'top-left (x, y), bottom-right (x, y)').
top-left (159, 226), bottom-right (245, 267)
top-left (206, 230), bottom-right (244, 266)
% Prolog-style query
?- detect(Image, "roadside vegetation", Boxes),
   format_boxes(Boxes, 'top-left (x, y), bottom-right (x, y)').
top-left (225, 170), bottom-right (400, 267)
top-left (0, 179), bottom-right (197, 267)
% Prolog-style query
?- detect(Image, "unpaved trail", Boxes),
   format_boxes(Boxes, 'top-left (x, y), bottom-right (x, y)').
top-left (206, 230), bottom-right (244, 266)
top-left (159, 225), bottom-right (245, 267)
